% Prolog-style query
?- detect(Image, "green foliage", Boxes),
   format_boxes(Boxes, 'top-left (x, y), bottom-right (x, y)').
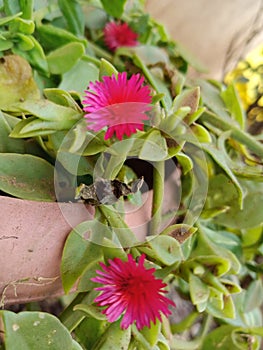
top-left (1, 311), bottom-right (81, 350)
top-left (100, 0), bottom-right (127, 18)
top-left (0, 0), bottom-right (263, 349)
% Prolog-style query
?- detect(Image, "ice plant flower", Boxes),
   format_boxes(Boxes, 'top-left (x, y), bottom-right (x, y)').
top-left (104, 21), bottom-right (138, 51)
top-left (82, 72), bottom-right (152, 140)
top-left (91, 254), bottom-right (175, 330)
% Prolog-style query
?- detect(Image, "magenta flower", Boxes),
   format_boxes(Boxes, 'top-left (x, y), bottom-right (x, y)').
top-left (91, 254), bottom-right (175, 330)
top-left (104, 21), bottom-right (138, 52)
top-left (82, 72), bottom-right (152, 140)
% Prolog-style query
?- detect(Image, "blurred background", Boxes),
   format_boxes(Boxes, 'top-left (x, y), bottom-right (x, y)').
top-left (146, 0), bottom-right (263, 79)
top-left (146, 0), bottom-right (263, 136)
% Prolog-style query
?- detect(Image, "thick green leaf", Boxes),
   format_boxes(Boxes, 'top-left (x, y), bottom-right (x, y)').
top-left (77, 259), bottom-right (106, 292)
top-left (242, 226), bottom-right (262, 247)
top-left (207, 293), bottom-right (236, 319)
top-left (0, 111), bottom-right (26, 152)
top-left (1, 311), bottom-right (77, 350)
top-left (175, 123), bottom-right (212, 144)
top-left (193, 226), bottom-right (241, 274)
top-left (14, 35), bottom-right (48, 74)
top-left (99, 58), bottom-right (118, 80)
top-left (9, 117), bottom-right (56, 138)
top-left (0, 12), bottom-right (22, 26)
top-left (0, 153), bottom-right (55, 201)
top-left (131, 53), bottom-right (172, 110)
top-left (103, 153), bottom-right (127, 179)
top-left (59, 58), bottom-right (99, 95)
top-left (58, 0), bottom-right (85, 36)
top-left (159, 107), bottom-right (190, 133)
top-left (71, 340), bottom-right (83, 350)
top-left (118, 45), bottom-right (169, 66)
top-left (202, 144), bottom-right (244, 209)
top-left (172, 87), bottom-right (200, 123)
top-left (73, 304), bottom-right (107, 321)
top-left (14, 33), bottom-right (35, 51)
top-left (83, 5), bottom-right (107, 30)
top-left (15, 99), bottom-right (81, 122)
top-left (205, 229), bottom-right (242, 257)
top-left (206, 174), bottom-right (263, 229)
top-left (147, 235), bottom-right (183, 265)
top-left (61, 220), bottom-right (105, 293)
top-left (100, 0), bottom-right (126, 18)
top-left (189, 273), bottom-right (210, 305)
top-left (12, 117), bottom-right (77, 136)
top-left (36, 24), bottom-right (87, 52)
top-left (243, 279), bottom-right (263, 313)
top-left (82, 131), bottom-right (106, 156)
top-left (221, 83), bottom-right (245, 129)
top-left (195, 79), bottom-right (231, 120)
top-left (74, 316), bottom-right (108, 349)
top-left (176, 152), bottom-right (193, 174)
top-left (101, 237), bottom-right (127, 261)
top-left (99, 205), bottom-right (138, 247)
top-left (57, 151), bottom-right (94, 175)
top-left (139, 129), bottom-right (168, 161)
top-left (92, 320), bottom-right (131, 350)
top-left (0, 38), bottom-right (13, 51)
top-left (44, 88), bottom-right (81, 109)
top-left (47, 42), bottom-right (85, 74)
top-left (12, 17), bottom-right (35, 34)
top-left (140, 320), bottom-right (161, 347)
top-left (201, 325), bottom-right (259, 350)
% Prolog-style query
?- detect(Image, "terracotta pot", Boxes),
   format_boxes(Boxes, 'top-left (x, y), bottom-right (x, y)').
top-left (0, 168), bottom-right (180, 306)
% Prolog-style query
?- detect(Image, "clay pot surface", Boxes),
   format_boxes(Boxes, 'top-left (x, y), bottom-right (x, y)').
top-left (0, 198), bottom-right (91, 305)
top-left (0, 169), bottom-right (180, 305)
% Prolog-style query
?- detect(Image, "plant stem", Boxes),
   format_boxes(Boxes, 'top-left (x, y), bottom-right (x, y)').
top-left (82, 54), bottom-right (101, 66)
top-left (149, 160), bottom-right (165, 235)
top-left (59, 292), bottom-right (90, 332)
top-left (98, 205), bottom-right (138, 247)
top-left (199, 314), bottom-right (213, 341)
top-left (200, 112), bottom-right (263, 158)
top-left (88, 41), bottom-right (113, 61)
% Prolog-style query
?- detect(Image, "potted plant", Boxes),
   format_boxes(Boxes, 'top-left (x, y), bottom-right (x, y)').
top-left (0, 1), bottom-right (263, 349)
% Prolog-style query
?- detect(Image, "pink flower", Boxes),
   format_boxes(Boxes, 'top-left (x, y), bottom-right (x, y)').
top-left (104, 21), bottom-right (138, 52)
top-left (82, 72), bottom-right (152, 140)
top-left (91, 254), bottom-right (175, 330)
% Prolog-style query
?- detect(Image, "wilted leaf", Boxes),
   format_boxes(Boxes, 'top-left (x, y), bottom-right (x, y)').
top-left (0, 55), bottom-right (40, 109)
